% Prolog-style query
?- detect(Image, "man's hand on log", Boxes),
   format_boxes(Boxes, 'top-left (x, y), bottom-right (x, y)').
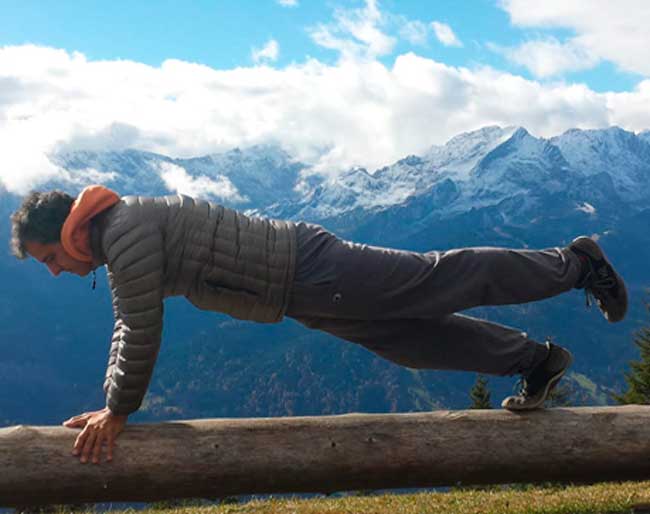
top-left (62, 407), bottom-right (128, 464)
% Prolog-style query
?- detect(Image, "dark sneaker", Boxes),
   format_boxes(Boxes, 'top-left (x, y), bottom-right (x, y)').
top-left (569, 236), bottom-right (628, 323)
top-left (501, 342), bottom-right (573, 411)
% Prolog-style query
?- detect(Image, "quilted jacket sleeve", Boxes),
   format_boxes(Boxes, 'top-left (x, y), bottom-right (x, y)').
top-left (102, 318), bottom-right (122, 395)
top-left (103, 220), bottom-right (165, 416)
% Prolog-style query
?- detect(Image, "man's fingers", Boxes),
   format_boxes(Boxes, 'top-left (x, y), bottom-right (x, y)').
top-left (79, 429), bottom-right (98, 463)
top-left (64, 418), bottom-right (87, 428)
top-left (92, 435), bottom-right (104, 464)
top-left (63, 412), bottom-right (91, 427)
top-left (106, 436), bottom-right (115, 462)
top-left (68, 411), bottom-right (125, 464)
top-left (73, 429), bottom-right (87, 455)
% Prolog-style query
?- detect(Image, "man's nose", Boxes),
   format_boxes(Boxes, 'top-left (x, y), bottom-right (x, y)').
top-left (47, 262), bottom-right (62, 276)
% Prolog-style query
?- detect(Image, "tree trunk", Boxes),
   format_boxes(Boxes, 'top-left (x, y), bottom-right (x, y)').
top-left (2, 406), bottom-right (650, 506)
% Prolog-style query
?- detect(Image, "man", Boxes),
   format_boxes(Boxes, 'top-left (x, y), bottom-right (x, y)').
top-left (10, 185), bottom-right (627, 465)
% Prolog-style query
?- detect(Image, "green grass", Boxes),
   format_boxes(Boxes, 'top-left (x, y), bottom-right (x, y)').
top-left (49, 480), bottom-right (650, 514)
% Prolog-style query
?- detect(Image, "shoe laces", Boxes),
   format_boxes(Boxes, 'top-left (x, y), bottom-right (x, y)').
top-left (581, 265), bottom-right (617, 309)
top-left (513, 376), bottom-right (530, 398)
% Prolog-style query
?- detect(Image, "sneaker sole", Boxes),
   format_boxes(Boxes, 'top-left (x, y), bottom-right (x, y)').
top-left (571, 236), bottom-right (628, 322)
top-left (501, 351), bottom-right (574, 411)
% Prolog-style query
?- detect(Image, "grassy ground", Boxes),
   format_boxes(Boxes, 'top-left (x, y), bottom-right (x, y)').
top-left (47, 481), bottom-right (650, 514)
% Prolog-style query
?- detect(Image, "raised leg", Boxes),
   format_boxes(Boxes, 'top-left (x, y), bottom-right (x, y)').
top-left (288, 222), bottom-right (583, 321)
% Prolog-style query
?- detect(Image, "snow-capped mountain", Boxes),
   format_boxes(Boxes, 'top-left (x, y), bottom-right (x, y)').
top-left (0, 125), bottom-right (646, 255)
top-left (551, 127), bottom-right (650, 202)
top-left (262, 125), bottom-right (650, 231)
top-left (9, 123), bottom-right (642, 260)
top-left (26, 124), bottom-right (649, 228)
top-left (423, 125), bottom-right (518, 181)
top-left (49, 144), bottom-right (304, 211)
top-left (0, 123), bottom-right (640, 255)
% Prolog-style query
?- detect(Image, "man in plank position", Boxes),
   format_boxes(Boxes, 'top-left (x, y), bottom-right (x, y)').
top-left (10, 185), bottom-right (627, 464)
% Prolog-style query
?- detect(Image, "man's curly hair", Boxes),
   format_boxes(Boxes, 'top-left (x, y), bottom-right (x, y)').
top-left (10, 190), bottom-right (75, 259)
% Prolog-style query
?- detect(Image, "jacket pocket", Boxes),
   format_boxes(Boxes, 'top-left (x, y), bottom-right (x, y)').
top-left (204, 280), bottom-right (260, 300)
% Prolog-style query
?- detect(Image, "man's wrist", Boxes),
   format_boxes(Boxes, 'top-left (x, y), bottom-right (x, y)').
top-left (105, 406), bottom-right (128, 420)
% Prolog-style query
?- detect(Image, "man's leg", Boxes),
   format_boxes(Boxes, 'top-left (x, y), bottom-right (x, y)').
top-left (287, 222), bottom-right (582, 409)
top-left (290, 313), bottom-right (573, 409)
top-left (290, 313), bottom-right (549, 377)
top-left (287, 222), bottom-right (583, 321)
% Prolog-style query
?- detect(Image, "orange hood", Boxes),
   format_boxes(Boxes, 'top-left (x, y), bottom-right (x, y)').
top-left (60, 185), bottom-right (120, 263)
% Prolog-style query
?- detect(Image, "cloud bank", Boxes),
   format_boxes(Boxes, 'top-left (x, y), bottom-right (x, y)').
top-left (499, 0), bottom-right (650, 77)
top-left (2, 1), bottom-right (650, 194)
top-left (490, 38), bottom-right (598, 78)
top-left (2, 43), bottom-right (650, 194)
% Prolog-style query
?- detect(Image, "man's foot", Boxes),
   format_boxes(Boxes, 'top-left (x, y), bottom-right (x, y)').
top-left (501, 342), bottom-right (573, 411)
top-left (569, 236), bottom-right (628, 323)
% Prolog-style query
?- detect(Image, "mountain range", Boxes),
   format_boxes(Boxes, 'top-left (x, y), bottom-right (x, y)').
top-left (1, 125), bottom-right (649, 426)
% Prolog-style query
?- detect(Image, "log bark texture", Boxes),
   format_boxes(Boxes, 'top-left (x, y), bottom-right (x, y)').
top-left (2, 405), bottom-right (650, 506)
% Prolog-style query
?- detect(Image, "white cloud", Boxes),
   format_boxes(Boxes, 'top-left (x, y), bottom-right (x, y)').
top-left (308, 0), bottom-right (396, 60)
top-left (431, 21), bottom-right (462, 48)
top-left (158, 162), bottom-right (247, 203)
top-left (60, 167), bottom-right (118, 186)
top-left (491, 37), bottom-right (599, 78)
top-left (499, 0), bottom-right (650, 76)
top-left (604, 79), bottom-right (650, 129)
top-left (276, 0), bottom-right (298, 6)
top-left (398, 19), bottom-right (429, 46)
top-left (3, 36), bottom-right (650, 194)
top-left (252, 39), bottom-right (279, 64)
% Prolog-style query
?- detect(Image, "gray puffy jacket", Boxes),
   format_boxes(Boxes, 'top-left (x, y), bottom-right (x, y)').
top-left (89, 194), bottom-right (296, 416)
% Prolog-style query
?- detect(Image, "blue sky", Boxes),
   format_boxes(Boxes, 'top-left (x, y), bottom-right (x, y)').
top-left (1, 0), bottom-right (650, 192)
top-left (0, 0), bottom-right (640, 91)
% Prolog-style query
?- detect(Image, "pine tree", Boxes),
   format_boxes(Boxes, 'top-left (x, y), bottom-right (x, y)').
top-left (615, 301), bottom-right (650, 404)
top-left (469, 374), bottom-right (492, 409)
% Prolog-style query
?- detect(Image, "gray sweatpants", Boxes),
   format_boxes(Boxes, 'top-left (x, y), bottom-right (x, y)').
top-left (285, 222), bottom-right (582, 377)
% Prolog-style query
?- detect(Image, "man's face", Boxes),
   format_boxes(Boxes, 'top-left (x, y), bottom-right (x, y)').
top-left (24, 240), bottom-right (93, 277)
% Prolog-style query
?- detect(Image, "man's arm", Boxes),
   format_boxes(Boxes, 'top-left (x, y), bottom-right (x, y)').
top-left (103, 221), bottom-right (165, 415)
top-left (63, 221), bottom-right (165, 464)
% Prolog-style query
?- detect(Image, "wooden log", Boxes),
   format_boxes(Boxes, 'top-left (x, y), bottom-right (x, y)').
top-left (2, 405), bottom-right (650, 506)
